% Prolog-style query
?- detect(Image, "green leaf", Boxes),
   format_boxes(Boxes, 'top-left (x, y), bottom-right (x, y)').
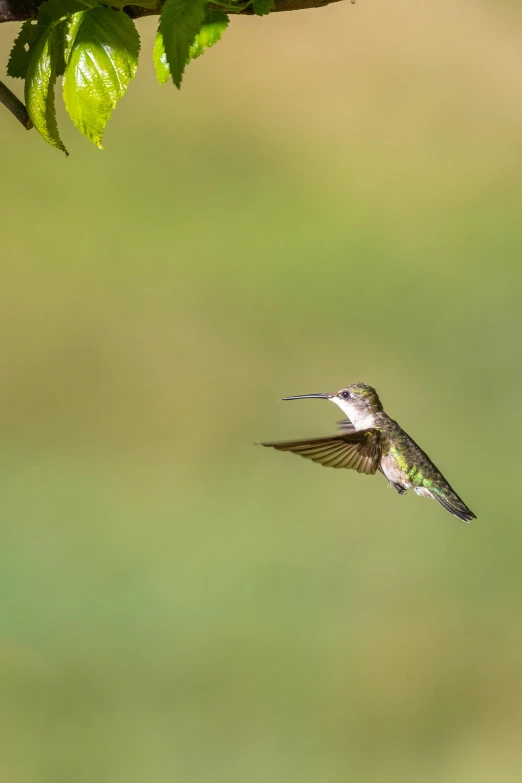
top-left (7, 21), bottom-right (43, 79)
top-left (61, 10), bottom-right (85, 66)
top-left (154, 9), bottom-right (229, 84)
top-left (8, 0), bottom-right (101, 151)
top-left (62, 6), bottom-right (140, 148)
top-left (189, 10), bottom-right (229, 60)
top-left (158, 0), bottom-right (206, 88)
top-left (37, 0), bottom-right (94, 25)
top-left (252, 0), bottom-right (275, 14)
top-left (24, 25), bottom-right (67, 153)
top-left (7, 0), bottom-right (94, 80)
top-left (54, 19), bottom-right (71, 76)
top-left (153, 32), bottom-right (170, 84)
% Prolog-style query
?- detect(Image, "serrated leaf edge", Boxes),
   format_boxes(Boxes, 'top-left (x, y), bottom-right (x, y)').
top-left (62, 6), bottom-right (140, 148)
top-left (24, 26), bottom-right (68, 153)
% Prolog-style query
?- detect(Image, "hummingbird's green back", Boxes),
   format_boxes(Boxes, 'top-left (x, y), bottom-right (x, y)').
top-left (375, 412), bottom-right (475, 522)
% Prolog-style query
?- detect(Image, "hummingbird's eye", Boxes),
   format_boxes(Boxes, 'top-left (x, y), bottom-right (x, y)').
top-left (340, 390), bottom-right (351, 399)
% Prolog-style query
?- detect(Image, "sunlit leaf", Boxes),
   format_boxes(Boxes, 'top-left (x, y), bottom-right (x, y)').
top-left (152, 32), bottom-right (170, 84)
top-left (158, 0), bottom-right (206, 88)
top-left (24, 25), bottom-right (68, 153)
top-left (62, 9), bottom-right (85, 65)
top-left (189, 10), bottom-right (229, 60)
top-left (62, 6), bottom-right (140, 148)
top-left (7, 0), bottom-right (93, 80)
top-left (154, 9), bottom-right (229, 85)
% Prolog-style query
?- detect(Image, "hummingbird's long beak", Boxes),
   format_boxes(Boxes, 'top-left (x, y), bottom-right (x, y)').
top-left (281, 393), bottom-right (333, 401)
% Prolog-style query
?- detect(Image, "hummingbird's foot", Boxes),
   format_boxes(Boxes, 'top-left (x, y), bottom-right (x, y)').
top-left (392, 482), bottom-right (407, 495)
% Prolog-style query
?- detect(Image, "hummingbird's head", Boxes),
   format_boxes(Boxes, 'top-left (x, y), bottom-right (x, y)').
top-left (282, 383), bottom-right (383, 430)
top-left (331, 383), bottom-right (383, 427)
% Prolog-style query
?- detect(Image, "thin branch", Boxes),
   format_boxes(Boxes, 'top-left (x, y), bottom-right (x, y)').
top-left (0, 80), bottom-right (32, 129)
top-left (1, 0), bottom-right (345, 23)
top-left (0, 0), bottom-right (344, 128)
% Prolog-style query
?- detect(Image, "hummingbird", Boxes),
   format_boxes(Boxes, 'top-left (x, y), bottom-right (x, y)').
top-left (261, 383), bottom-right (475, 522)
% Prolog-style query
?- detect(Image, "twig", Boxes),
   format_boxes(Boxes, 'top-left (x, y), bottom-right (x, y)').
top-left (0, 0), bottom-right (39, 23)
top-left (1, 0), bottom-right (344, 23)
top-left (0, 80), bottom-right (33, 129)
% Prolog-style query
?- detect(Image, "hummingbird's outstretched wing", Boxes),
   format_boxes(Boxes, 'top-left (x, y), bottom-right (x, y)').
top-left (261, 429), bottom-right (381, 475)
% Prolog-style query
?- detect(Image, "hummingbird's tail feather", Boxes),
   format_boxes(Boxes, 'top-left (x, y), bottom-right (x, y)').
top-left (430, 488), bottom-right (476, 523)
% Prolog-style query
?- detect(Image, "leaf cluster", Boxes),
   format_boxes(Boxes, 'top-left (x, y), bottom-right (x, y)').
top-left (6, 0), bottom-right (275, 153)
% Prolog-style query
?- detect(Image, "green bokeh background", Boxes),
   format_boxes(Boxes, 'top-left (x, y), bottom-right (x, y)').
top-left (1, 2), bottom-right (522, 780)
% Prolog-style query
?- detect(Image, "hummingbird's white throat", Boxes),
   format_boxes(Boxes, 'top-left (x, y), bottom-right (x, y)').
top-left (329, 397), bottom-right (376, 431)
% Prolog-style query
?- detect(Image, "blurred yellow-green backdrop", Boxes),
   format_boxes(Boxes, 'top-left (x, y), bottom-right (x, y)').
top-left (1, 2), bottom-right (522, 781)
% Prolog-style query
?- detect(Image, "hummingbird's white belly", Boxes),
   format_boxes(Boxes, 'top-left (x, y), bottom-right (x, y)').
top-left (380, 454), bottom-right (406, 485)
top-left (380, 454), bottom-right (432, 497)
